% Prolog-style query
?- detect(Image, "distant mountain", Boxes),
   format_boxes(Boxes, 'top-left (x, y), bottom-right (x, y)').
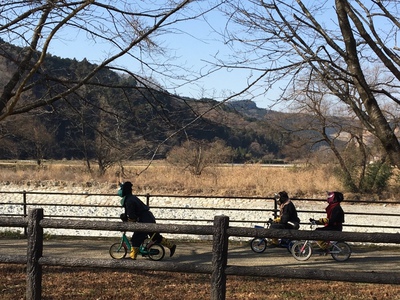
top-left (227, 100), bottom-right (271, 120)
top-left (0, 40), bottom-right (349, 163)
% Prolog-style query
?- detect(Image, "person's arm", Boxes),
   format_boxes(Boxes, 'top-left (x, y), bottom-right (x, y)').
top-left (310, 217), bottom-right (328, 225)
top-left (125, 196), bottom-right (139, 221)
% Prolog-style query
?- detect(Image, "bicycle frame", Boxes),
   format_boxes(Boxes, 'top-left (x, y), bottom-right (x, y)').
top-left (294, 221), bottom-right (331, 253)
top-left (121, 232), bottom-right (132, 251)
top-left (250, 220), bottom-right (296, 254)
top-left (110, 231), bottom-right (165, 261)
top-left (291, 221), bottom-right (352, 262)
top-left (117, 231), bottom-right (131, 252)
top-left (117, 231), bottom-right (158, 254)
top-left (300, 222), bottom-right (334, 251)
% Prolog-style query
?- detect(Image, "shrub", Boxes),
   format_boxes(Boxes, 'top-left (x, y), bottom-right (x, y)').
top-left (361, 161), bottom-right (393, 194)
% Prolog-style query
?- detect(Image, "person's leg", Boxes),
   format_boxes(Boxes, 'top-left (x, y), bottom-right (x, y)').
top-left (143, 212), bottom-right (177, 257)
top-left (130, 232), bottom-right (148, 259)
top-left (315, 227), bottom-right (329, 250)
top-left (160, 236), bottom-right (176, 257)
top-left (270, 223), bottom-right (285, 245)
top-left (149, 232), bottom-right (177, 257)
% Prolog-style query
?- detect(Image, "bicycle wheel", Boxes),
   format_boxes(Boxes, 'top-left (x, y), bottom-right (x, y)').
top-left (330, 241), bottom-right (351, 262)
top-left (148, 244), bottom-right (165, 261)
top-left (109, 242), bottom-right (127, 259)
top-left (291, 241), bottom-right (312, 261)
top-left (286, 240), bottom-right (296, 254)
top-left (250, 238), bottom-right (267, 253)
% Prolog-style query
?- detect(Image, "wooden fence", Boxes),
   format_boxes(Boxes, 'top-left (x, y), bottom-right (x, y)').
top-left (1, 191), bottom-right (400, 233)
top-left (1, 208), bottom-right (400, 300)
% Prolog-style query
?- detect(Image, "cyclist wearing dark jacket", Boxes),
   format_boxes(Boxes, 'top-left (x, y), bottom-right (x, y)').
top-left (272, 191), bottom-right (300, 229)
top-left (270, 191), bottom-right (300, 245)
top-left (118, 181), bottom-right (176, 259)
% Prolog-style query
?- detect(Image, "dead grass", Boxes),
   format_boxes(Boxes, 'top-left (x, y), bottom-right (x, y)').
top-left (0, 161), bottom-right (343, 197)
top-left (1, 160), bottom-right (398, 200)
top-left (1, 264), bottom-right (399, 300)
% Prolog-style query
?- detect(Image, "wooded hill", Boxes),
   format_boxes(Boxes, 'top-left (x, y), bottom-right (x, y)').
top-left (0, 40), bottom-right (323, 163)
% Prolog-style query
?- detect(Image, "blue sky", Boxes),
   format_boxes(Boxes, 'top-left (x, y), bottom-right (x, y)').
top-left (46, 4), bottom-right (279, 110)
top-left (5, 1), bottom-right (396, 113)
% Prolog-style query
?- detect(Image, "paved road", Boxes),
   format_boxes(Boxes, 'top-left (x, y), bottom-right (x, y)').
top-left (1, 237), bottom-right (400, 273)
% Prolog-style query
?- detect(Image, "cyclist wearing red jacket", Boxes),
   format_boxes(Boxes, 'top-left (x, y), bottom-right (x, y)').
top-left (311, 191), bottom-right (345, 250)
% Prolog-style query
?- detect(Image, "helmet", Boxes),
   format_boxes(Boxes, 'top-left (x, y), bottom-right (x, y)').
top-left (118, 181), bottom-right (133, 197)
top-left (327, 191), bottom-right (343, 204)
top-left (276, 191), bottom-right (289, 204)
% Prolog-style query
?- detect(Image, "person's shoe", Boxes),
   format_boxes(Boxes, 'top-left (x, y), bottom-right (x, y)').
top-left (170, 244), bottom-right (176, 257)
top-left (130, 247), bottom-right (139, 260)
top-left (268, 238), bottom-right (280, 247)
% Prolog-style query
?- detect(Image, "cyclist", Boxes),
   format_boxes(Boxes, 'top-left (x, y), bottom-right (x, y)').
top-left (270, 191), bottom-right (300, 245)
top-left (310, 191), bottom-right (345, 251)
top-left (118, 181), bottom-right (176, 259)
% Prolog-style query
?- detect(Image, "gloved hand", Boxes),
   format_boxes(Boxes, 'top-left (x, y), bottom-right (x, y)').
top-left (120, 213), bottom-right (128, 222)
top-left (319, 217), bottom-right (329, 225)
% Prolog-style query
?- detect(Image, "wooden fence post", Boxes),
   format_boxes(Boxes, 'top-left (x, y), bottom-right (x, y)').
top-left (26, 208), bottom-right (44, 300)
top-left (23, 191), bottom-right (27, 236)
top-left (211, 215), bottom-right (229, 300)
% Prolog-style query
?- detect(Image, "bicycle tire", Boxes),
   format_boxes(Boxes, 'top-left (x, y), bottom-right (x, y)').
top-left (250, 238), bottom-right (267, 253)
top-left (109, 242), bottom-right (127, 259)
top-left (286, 240), bottom-right (296, 254)
top-left (148, 244), bottom-right (165, 261)
top-left (330, 241), bottom-right (351, 262)
top-left (291, 240), bottom-right (312, 261)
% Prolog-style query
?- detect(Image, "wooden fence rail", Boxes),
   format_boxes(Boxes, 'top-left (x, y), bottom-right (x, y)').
top-left (1, 209), bottom-right (400, 300)
top-left (1, 191), bottom-right (400, 232)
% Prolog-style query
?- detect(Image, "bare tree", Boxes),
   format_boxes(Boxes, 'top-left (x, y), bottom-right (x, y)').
top-left (0, 114), bottom-right (56, 165)
top-left (0, 1), bottom-right (228, 174)
top-left (283, 76), bottom-right (375, 192)
top-left (219, 0), bottom-right (400, 168)
top-left (0, 1), bottom-right (203, 121)
top-left (167, 139), bottom-right (233, 175)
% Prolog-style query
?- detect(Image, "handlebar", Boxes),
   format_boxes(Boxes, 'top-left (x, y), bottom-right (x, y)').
top-left (308, 219), bottom-right (318, 229)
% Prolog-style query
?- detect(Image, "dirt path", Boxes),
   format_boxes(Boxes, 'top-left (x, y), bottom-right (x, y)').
top-left (1, 237), bottom-right (400, 273)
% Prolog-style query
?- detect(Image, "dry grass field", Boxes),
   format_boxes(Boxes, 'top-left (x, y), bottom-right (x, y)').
top-left (0, 159), bottom-right (398, 200)
top-left (0, 160), bottom-right (350, 196)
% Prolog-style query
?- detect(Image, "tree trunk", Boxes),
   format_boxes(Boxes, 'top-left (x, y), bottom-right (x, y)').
top-left (335, 0), bottom-right (400, 168)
